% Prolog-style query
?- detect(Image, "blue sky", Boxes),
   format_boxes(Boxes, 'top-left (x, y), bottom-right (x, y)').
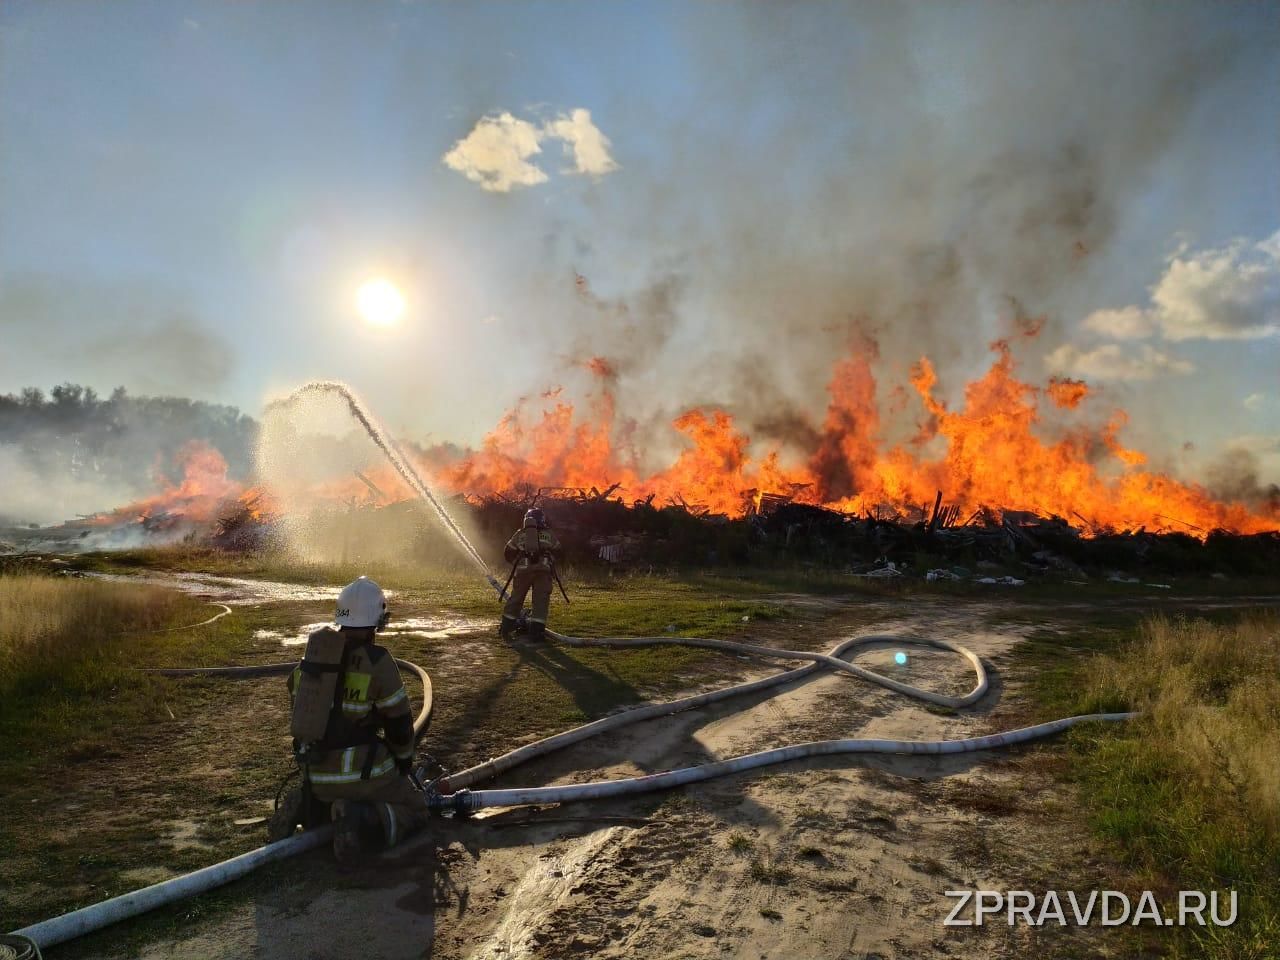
top-left (1, 1), bottom-right (1277, 479)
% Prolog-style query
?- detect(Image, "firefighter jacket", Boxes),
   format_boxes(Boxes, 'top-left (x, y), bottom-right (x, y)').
top-left (504, 528), bottom-right (560, 570)
top-left (287, 635), bottom-right (415, 786)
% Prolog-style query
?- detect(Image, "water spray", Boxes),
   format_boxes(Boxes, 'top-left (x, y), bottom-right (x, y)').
top-left (265, 381), bottom-right (504, 598)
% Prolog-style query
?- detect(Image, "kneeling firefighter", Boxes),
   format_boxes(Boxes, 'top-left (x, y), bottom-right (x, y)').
top-left (269, 576), bottom-right (428, 866)
top-left (499, 507), bottom-right (561, 642)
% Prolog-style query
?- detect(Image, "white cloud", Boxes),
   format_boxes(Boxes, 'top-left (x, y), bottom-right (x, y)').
top-left (1243, 392), bottom-right (1268, 412)
top-left (442, 113), bottom-right (548, 193)
top-left (1082, 305), bottom-right (1156, 340)
top-left (544, 108), bottom-right (619, 177)
top-left (1046, 342), bottom-right (1195, 381)
top-left (1080, 231), bottom-right (1280, 342)
top-left (443, 108), bottom-right (618, 192)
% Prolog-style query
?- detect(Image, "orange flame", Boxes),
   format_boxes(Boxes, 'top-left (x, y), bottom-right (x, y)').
top-left (421, 338), bottom-right (1278, 536)
top-left (89, 441), bottom-right (240, 527)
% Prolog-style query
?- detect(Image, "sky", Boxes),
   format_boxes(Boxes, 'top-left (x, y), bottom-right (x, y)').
top-left (1, 1), bottom-right (1277, 481)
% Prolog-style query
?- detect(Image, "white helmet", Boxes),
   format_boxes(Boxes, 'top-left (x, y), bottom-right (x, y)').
top-left (335, 576), bottom-right (388, 629)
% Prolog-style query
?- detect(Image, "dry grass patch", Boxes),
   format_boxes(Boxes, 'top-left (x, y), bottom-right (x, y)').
top-left (1084, 613), bottom-right (1280, 842)
top-left (1067, 612), bottom-right (1280, 959)
top-left (0, 574), bottom-right (185, 686)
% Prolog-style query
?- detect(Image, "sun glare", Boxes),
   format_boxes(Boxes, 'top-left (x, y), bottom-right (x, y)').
top-left (356, 278), bottom-right (405, 327)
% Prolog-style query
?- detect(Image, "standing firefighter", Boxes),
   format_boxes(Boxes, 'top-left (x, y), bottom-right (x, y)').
top-left (268, 576), bottom-right (428, 867)
top-left (499, 507), bottom-right (562, 642)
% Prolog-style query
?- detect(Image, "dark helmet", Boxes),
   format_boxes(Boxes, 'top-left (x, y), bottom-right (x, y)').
top-left (523, 507), bottom-right (547, 529)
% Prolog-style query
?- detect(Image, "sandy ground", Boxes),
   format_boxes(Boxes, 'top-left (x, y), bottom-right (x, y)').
top-left (66, 599), bottom-right (1135, 960)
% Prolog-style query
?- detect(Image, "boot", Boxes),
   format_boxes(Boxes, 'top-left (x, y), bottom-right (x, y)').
top-left (499, 615), bottom-right (518, 642)
top-left (267, 786), bottom-right (305, 842)
top-left (331, 800), bottom-right (381, 869)
top-left (527, 620), bottom-right (546, 643)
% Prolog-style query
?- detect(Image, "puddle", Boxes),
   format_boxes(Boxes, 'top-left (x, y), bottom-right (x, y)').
top-left (254, 616), bottom-right (489, 646)
top-left (85, 571), bottom-right (376, 605)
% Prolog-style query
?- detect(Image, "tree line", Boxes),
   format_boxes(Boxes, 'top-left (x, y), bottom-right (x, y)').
top-left (0, 384), bottom-right (257, 500)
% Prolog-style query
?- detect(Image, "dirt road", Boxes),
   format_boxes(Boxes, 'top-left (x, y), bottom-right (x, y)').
top-left (72, 599), bottom-right (1126, 960)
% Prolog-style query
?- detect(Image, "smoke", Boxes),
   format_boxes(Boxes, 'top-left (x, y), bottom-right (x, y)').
top-left (1208, 445), bottom-right (1280, 514)
top-left (0, 446), bottom-right (138, 526)
top-left (0, 275), bottom-right (234, 396)
top-left (0, 385), bottom-right (256, 527)
top-left (492, 3), bottom-right (1274, 481)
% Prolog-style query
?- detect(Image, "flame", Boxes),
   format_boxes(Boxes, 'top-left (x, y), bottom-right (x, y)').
top-left (420, 337), bottom-right (1278, 536)
top-left (84, 339), bottom-right (1279, 542)
top-left (88, 441), bottom-right (240, 528)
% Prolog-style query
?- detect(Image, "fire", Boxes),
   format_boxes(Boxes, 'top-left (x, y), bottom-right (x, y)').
top-left (89, 441), bottom-right (240, 528)
top-left (420, 336), bottom-right (1279, 536)
top-left (84, 338), bottom-right (1279, 542)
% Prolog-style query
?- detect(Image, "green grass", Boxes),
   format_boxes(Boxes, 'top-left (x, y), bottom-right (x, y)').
top-left (727, 832), bottom-right (754, 853)
top-left (0, 574), bottom-right (244, 777)
top-left (0, 559), bottom-right (826, 940)
top-left (1030, 611), bottom-right (1280, 960)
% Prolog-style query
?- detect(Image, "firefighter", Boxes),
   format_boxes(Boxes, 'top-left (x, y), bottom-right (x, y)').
top-left (499, 507), bottom-right (561, 642)
top-left (268, 576), bottom-right (428, 867)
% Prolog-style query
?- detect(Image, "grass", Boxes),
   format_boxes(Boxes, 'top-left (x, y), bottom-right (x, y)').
top-left (1036, 611), bottom-right (1280, 960)
top-left (0, 573), bottom-right (269, 932)
top-left (0, 574), bottom-right (240, 772)
top-left (748, 857), bottom-right (793, 885)
top-left (0, 559), bottom-right (833, 943)
top-left (726, 832), bottom-right (754, 853)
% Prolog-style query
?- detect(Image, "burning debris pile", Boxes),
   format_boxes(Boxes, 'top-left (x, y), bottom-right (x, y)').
top-left (424, 333), bottom-right (1280, 538)
top-left (461, 485), bottom-right (1280, 580)
top-left (5, 333), bottom-right (1276, 578)
top-left (1, 442), bottom-right (277, 553)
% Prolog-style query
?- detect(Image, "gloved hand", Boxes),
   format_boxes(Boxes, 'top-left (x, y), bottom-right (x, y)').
top-left (396, 756), bottom-right (413, 776)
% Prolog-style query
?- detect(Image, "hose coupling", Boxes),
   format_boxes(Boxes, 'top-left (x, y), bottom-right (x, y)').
top-left (426, 788), bottom-right (478, 814)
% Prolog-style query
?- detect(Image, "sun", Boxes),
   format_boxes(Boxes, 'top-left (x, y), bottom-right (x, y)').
top-left (356, 278), bottom-right (405, 327)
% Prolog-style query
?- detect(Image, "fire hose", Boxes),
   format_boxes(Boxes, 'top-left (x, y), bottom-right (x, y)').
top-left (8, 619), bottom-right (1133, 952)
top-left (6, 657), bottom-right (432, 953)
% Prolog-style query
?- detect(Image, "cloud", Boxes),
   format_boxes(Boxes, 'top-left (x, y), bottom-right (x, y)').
top-left (1046, 342), bottom-right (1195, 381)
top-left (545, 108), bottom-right (619, 177)
top-left (1082, 231), bottom-right (1280, 342)
top-left (1082, 305), bottom-right (1156, 340)
top-left (1244, 392), bottom-right (1268, 411)
top-left (443, 108), bottom-right (617, 192)
top-left (442, 112), bottom-right (548, 193)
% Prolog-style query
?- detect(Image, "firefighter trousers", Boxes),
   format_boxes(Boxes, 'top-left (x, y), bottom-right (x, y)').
top-left (503, 566), bottom-right (552, 624)
top-left (312, 772), bottom-right (429, 849)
